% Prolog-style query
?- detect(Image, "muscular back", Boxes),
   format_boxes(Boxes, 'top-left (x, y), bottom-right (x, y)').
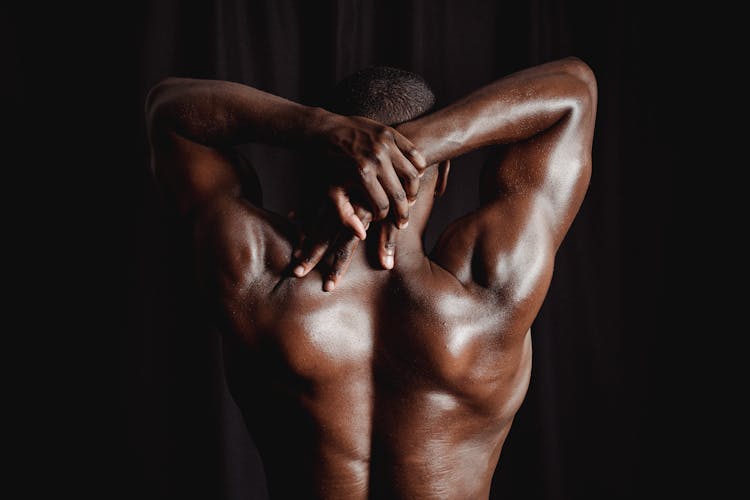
top-left (203, 201), bottom-right (537, 499)
top-left (149, 58), bottom-right (596, 499)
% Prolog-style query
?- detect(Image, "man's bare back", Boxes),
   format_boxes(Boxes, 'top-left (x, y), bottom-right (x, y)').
top-left (147, 58), bottom-right (597, 499)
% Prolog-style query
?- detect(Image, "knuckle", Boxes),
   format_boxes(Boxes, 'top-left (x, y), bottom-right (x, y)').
top-left (377, 127), bottom-right (393, 140)
top-left (341, 207), bottom-right (355, 219)
top-left (333, 247), bottom-right (349, 261)
top-left (394, 190), bottom-right (406, 202)
top-left (358, 162), bottom-right (372, 177)
top-left (372, 143), bottom-right (387, 158)
top-left (384, 240), bottom-right (396, 250)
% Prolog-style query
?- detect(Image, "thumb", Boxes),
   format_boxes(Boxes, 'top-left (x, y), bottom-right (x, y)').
top-left (329, 186), bottom-right (367, 240)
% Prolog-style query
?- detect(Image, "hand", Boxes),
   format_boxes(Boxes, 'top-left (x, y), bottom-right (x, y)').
top-left (290, 204), bottom-right (400, 292)
top-left (313, 114), bottom-right (427, 235)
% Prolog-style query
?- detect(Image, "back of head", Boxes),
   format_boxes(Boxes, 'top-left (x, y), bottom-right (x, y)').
top-left (328, 66), bottom-right (435, 126)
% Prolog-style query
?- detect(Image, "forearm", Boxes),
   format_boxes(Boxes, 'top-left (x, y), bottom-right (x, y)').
top-left (397, 57), bottom-right (595, 166)
top-left (146, 78), bottom-right (333, 217)
top-left (146, 77), bottom-right (428, 232)
top-left (146, 77), bottom-right (330, 148)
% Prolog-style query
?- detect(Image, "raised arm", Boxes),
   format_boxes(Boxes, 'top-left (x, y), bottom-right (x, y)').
top-left (146, 77), bottom-right (426, 228)
top-left (399, 57), bottom-right (597, 294)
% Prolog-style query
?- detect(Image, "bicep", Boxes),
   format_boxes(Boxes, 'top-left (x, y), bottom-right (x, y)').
top-left (485, 110), bottom-right (592, 249)
top-left (432, 110), bottom-right (591, 294)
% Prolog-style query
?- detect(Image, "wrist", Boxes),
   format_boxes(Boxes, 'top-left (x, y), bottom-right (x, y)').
top-left (302, 106), bottom-right (340, 145)
top-left (396, 119), bottom-right (439, 166)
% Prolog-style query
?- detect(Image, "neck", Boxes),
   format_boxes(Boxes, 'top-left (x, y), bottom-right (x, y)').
top-left (355, 194), bottom-right (434, 269)
top-left (345, 222), bottom-right (426, 270)
top-left (296, 183), bottom-right (437, 269)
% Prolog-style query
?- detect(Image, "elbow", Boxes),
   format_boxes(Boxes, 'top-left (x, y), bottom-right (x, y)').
top-left (556, 59), bottom-right (597, 159)
top-left (145, 77), bottom-right (183, 136)
top-left (144, 80), bottom-right (168, 137)
top-left (562, 57), bottom-right (596, 87)
top-left (558, 59), bottom-right (596, 179)
top-left (561, 57), bottom-right (598, 114)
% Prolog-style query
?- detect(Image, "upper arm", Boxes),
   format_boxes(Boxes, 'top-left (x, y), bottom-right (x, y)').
top-left (149, 129), bottom-right (248, 217)
top-left (147, 78), bottom-right (262, 216)
top-left (431, 63), bottom-right (596, 299)
top-left (149, 119), bottom-right (277, 296)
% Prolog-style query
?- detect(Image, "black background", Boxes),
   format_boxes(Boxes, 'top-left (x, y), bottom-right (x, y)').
top-left (10, 0), bottom-right (694, 498)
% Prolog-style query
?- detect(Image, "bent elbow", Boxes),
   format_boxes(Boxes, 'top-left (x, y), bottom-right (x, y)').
top-left (145, 78), bottom-right (184, 136)
top-left (560, 59), bottom-right (597, 172)
top-left (562, 57), bottom-right (597, 91)
top-left (561, 57), bottom-right (598, 114)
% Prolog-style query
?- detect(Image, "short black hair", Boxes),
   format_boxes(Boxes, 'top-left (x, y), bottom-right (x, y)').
top-left (328, 66), bottom-right (435, 125)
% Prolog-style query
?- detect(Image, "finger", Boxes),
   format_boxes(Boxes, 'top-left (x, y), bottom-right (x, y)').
top-left (392, 131), bottom-right (427, 172)
top-left (379, 222), bottom-right (399, 270)
top-left (352, 204), bottom-right (374, 230)
top-left (377, 158), bottom-right (410, 229)
top-left (290, 203), bottom-right (326, 266)
top-left (323, 204), bottom-right (372, 291)
top-left (329, 186), bottom-right (367, 240)
top-left (323, 233), bottom-right (361, 292)
top-left (389, 149), bottom-right (421, 203)
top-left (358, 160), bottom-right (391, 220)
top-left (293, 237), bottom-right (330, 278)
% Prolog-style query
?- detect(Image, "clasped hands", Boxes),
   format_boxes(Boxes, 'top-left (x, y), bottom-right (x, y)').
top-left (291, 114), bottom-right (427, 291)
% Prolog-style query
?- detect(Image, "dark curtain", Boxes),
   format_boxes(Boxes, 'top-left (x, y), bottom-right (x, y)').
top-left (115, 1), bottom-right (675, 499)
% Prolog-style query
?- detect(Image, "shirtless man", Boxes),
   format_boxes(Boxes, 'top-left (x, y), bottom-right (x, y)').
top-left (147, 57), bottom-right (597, 499)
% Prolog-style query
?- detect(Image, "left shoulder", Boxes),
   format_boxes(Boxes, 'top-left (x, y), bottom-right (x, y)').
top-left (193, 196), bottom-right (295, 299)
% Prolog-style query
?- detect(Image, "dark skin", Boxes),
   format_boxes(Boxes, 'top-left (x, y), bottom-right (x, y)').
top-left (147, 57), bottom-right (597, 499)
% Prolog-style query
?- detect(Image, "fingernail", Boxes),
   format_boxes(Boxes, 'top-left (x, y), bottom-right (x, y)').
top-left (418, 171), bottom-right (425, 178)
top-left (324, 280), bottom-right (335, 292)
top-left (409, 199), bottom-right (417, 206)
top-left (384, 256), bottom-right (394, 269)
top-left (294, 265), bottom-right (305, 277)
top-left (399, 220), bottom-right (409, 229)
